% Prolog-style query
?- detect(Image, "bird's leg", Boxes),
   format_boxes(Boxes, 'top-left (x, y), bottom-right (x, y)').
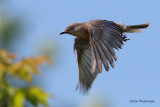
top-left (122, 34), bottom-right (130, 41)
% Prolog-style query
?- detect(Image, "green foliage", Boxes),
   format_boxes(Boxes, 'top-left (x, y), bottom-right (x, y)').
top-left (0, 14), bottom-right (22, 49)
top-left (0, 49), bottom-right (52, 107)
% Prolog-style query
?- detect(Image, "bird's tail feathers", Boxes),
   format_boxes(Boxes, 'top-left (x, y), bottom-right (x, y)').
top-left (123, 23), bottom-right (149, 33)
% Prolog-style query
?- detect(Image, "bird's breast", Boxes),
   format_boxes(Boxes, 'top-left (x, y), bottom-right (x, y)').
top-left (76, 23), bottom-right (90, 40)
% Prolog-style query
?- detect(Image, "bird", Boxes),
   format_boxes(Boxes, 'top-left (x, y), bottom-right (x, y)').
top-left (60, 19), bottom-right (149, 94)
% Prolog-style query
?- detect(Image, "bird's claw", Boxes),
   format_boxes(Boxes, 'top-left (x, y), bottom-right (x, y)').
top-left (122, 34), bottom-right (130, 41)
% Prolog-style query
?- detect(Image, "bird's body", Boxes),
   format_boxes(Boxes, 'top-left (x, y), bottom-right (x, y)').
top-left (60, 19), bottom-right (149, 94)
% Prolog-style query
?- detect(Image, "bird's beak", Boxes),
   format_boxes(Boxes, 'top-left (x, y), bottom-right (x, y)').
top-left (60, 31), bottom-right (68, 35)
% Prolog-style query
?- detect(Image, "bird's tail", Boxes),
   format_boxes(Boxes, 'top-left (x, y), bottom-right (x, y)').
top-left (123, 23), bottom-right (149, 33)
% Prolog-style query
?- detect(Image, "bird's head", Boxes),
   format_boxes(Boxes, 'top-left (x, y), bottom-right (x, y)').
top-left (60, 23), bottom-right (86, 37)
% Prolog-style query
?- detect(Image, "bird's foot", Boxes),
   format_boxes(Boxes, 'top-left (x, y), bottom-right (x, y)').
top-left (122, 34), bottom-right (130, 41)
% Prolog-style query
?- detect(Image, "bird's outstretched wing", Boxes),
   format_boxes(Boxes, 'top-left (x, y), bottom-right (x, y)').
top-left (88, 20), bottom-right (125, 73)
top-left (74, 37), bottom-right (98, 93)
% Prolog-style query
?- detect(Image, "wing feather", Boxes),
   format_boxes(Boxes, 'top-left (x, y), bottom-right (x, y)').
top-left (95, 42), bottom-right (109, 71)
top-left (74, 38), bottom-right (98, 93)
top-left (88, 20), bottom-right (125, 73)
top-left (99, 36), bottom-right (117, 61)
top-left (92, 44), bottom-right (102, 73)
top-left (103, 30), bottom-right (122, 48)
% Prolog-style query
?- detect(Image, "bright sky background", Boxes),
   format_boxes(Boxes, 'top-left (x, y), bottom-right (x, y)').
top-left (3, 0), bottom-right (160, 107)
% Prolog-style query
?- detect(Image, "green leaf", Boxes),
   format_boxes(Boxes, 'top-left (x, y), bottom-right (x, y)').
top-left (8, 55), bottom-right (52, 82)
top-left (0, 49), bottom-right (16, 65)
top-left (12, 91), bottom-right (25, 107)
top-left (25, 87), bottom-right (49, 107)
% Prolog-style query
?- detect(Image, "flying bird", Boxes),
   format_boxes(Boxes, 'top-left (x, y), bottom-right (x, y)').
top-left (60, 19), bottom-right (149, 93)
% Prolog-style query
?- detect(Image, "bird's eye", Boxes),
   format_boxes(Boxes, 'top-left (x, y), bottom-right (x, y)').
top-left (69, 27), bottom-right (74, 30)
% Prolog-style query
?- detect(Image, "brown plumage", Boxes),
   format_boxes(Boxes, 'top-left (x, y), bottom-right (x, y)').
top-left (60, 19), bottom-right (149, 94)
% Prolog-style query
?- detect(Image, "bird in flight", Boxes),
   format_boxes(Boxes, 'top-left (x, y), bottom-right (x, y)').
top-left (60, 19), bottom-right (149, 94)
